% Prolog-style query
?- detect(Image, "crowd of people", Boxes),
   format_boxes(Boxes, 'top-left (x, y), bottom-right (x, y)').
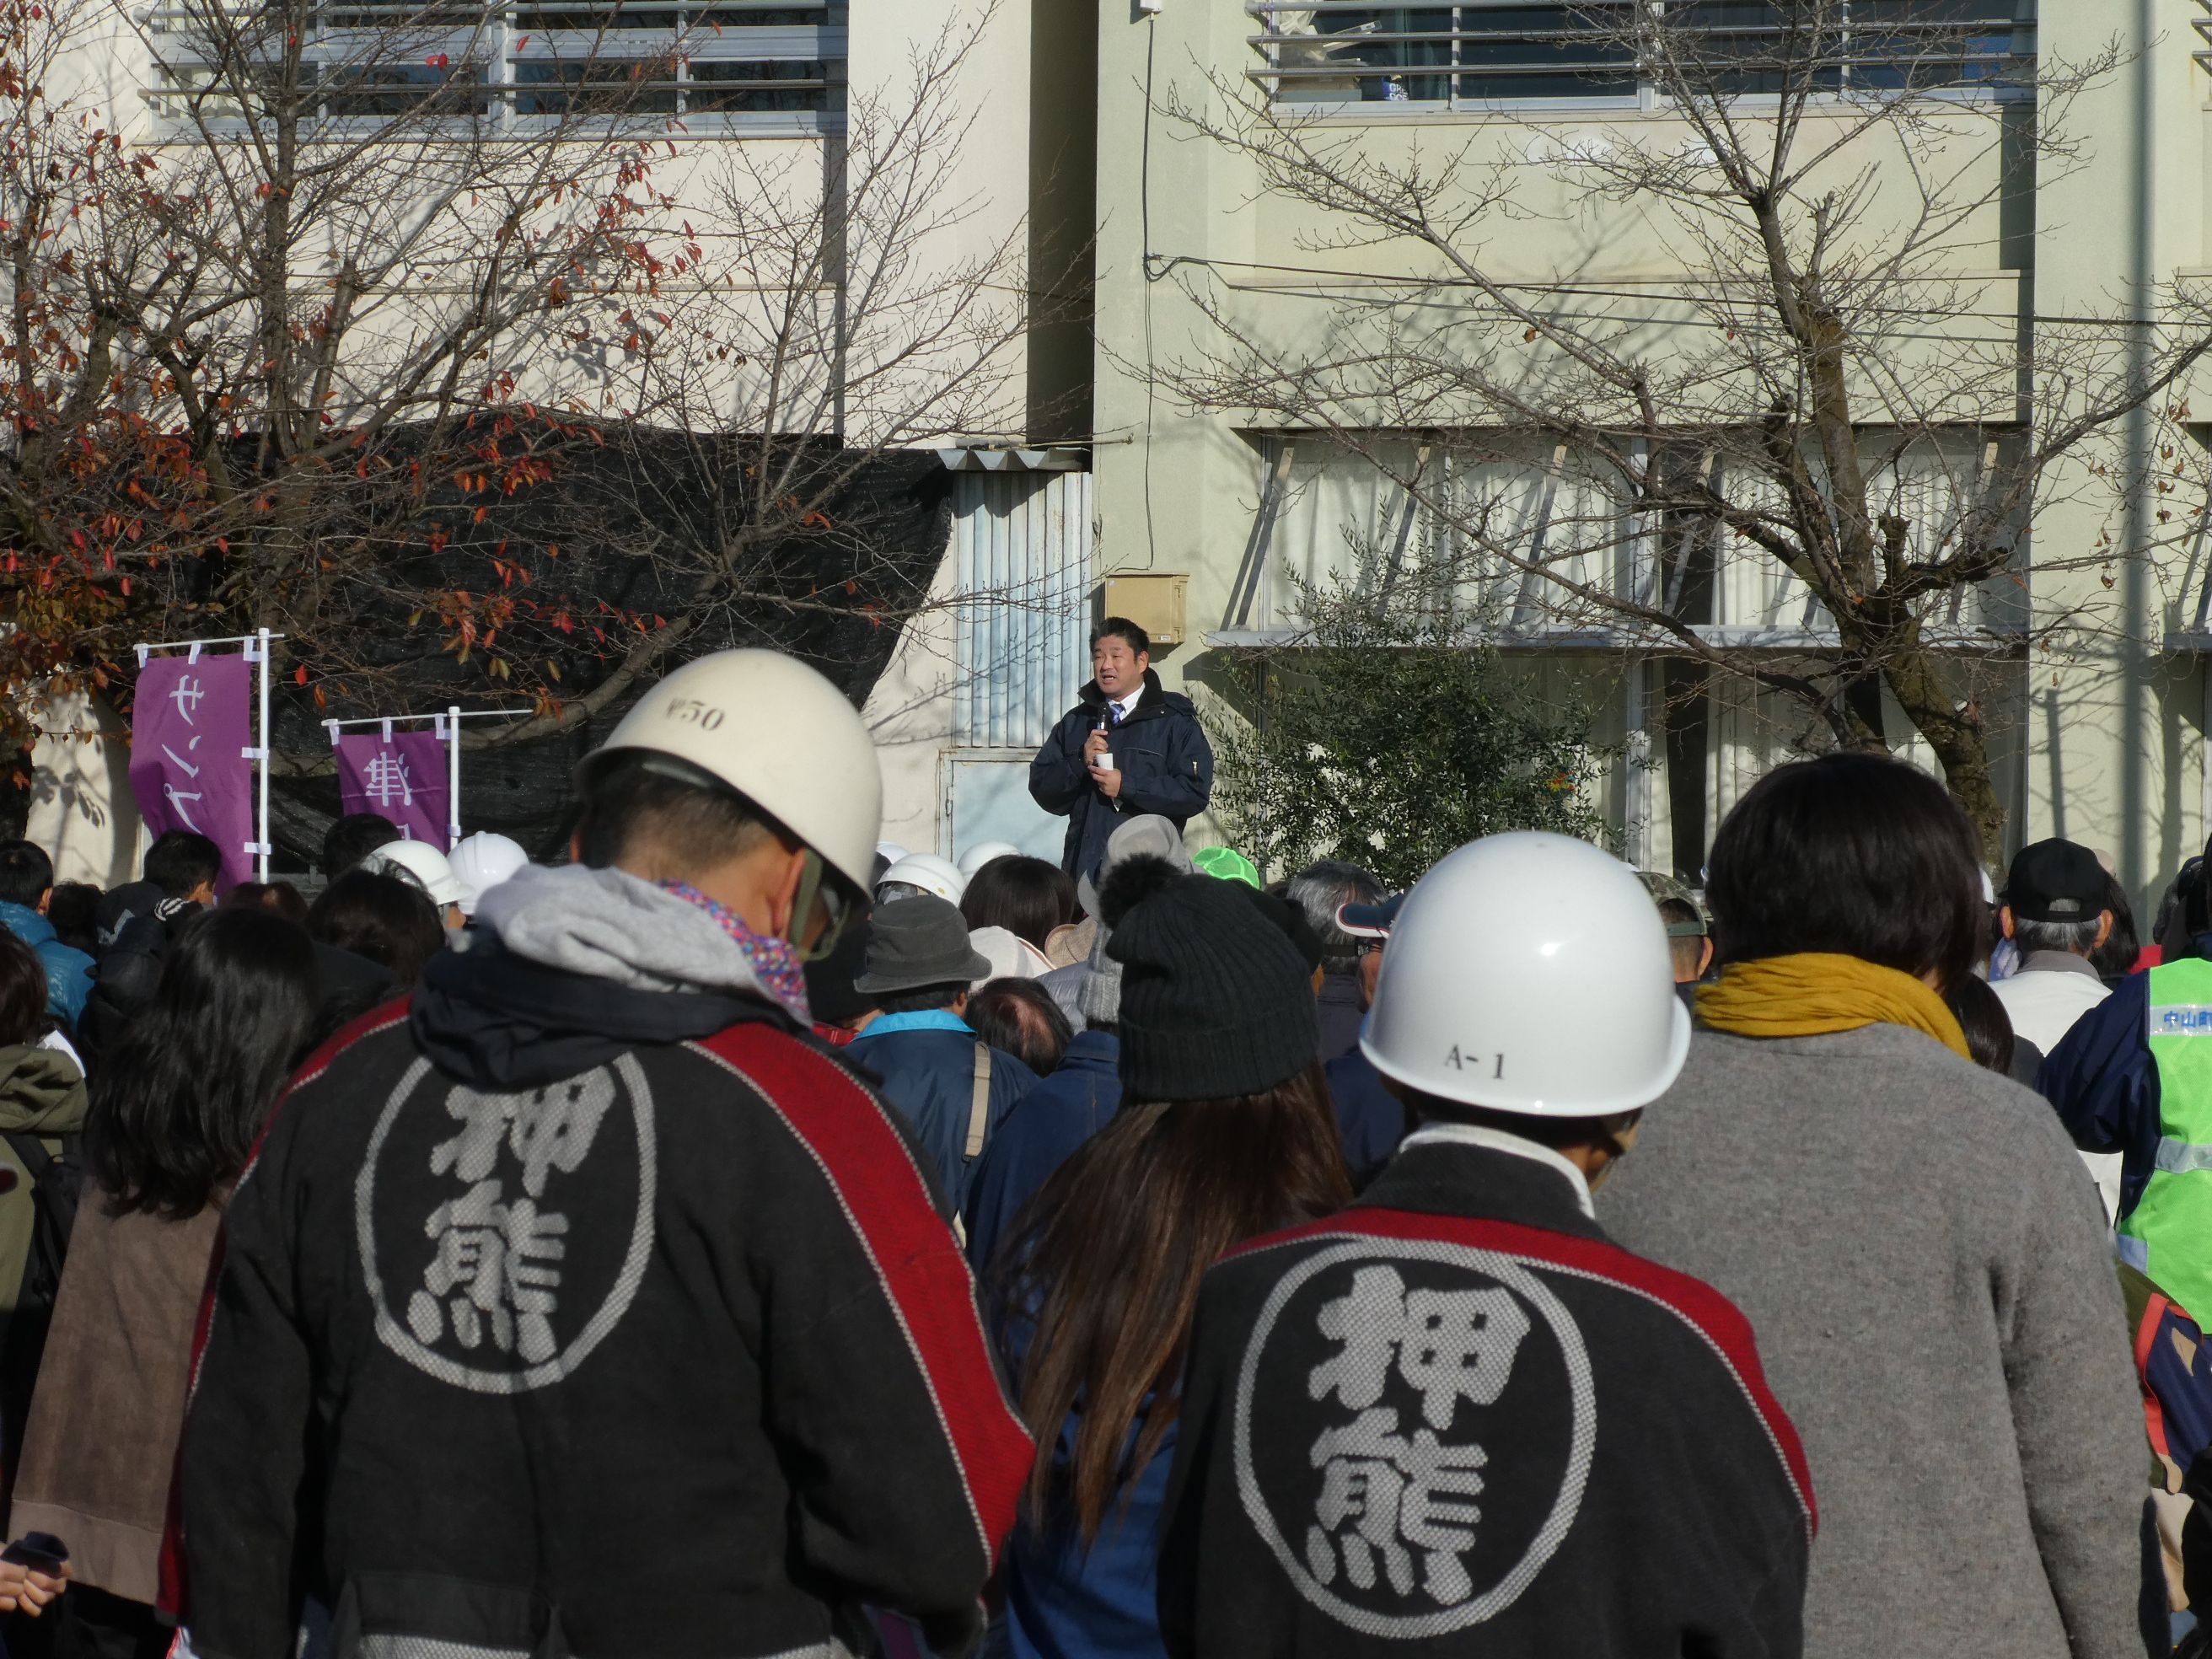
top-left (0, 631), bottom-right (2199, 1658)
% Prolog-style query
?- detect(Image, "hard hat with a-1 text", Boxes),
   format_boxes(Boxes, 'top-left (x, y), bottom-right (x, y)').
top-left (576, 649), bottom-right (883, 895)
top-left (1361, 832), bottom-right (1691, 1117)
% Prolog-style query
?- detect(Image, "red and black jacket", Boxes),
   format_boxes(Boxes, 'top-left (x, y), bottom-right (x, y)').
top-left (176, 938), bottom-right (1033, 1659)
top-left (1158, 1129), bottom-right (1814, 1659)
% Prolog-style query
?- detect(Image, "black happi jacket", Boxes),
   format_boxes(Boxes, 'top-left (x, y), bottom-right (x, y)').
top-left (178, 943), bottom-right (1034, 1659)
top-left (1028, 669), bottom-right (1213, 883)
top-left (1158, 1127), bottom-right (1814, 1659)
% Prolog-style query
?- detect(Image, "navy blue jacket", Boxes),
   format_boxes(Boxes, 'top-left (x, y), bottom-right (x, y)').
top-left (2038, 966), bottom-right (2167, 1221)
top-left (963, 1030), bottom-right (1123, 1271)
top-left (1323, 1045), bottom-right (1408, 1189)
top-left (1028, 672), bottom-right (1213, 885)
top-left (848, 1018), bottom-right (1039, 1215)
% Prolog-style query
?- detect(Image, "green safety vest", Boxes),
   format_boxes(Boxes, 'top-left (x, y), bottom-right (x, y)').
top-left (2122, 957), bottom-right (2212, 1320)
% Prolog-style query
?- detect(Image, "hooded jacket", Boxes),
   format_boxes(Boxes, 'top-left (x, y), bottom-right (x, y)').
top-left (1158, 1128), bottom-right (1813, 1659)
top-left (1029, 671), bottom-right (1213, 885)
top-left (177, 864), bottom-right (1034, 1659)
top-left (0, 1044), bottom-right (87, 1337)
top-left (0, 903), bottom-right (93, 1028)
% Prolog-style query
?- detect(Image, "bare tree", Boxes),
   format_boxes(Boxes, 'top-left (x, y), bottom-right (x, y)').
top-left (0, 0), bottom-right (1045, 799)
top-left (1151, 1), bottom-right (2211, 858)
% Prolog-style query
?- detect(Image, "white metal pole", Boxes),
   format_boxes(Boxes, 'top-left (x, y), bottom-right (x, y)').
top-left (448, 704), bottom-right (464, 851)
top-left (255, 626), bottom-right (272, 881)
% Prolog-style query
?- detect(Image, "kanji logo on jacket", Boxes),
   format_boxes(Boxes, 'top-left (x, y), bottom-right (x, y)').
top-left (358, 1057), bottom-right (656, 1392)
top-left (1232, 1239), bottom-right (1593, 1635)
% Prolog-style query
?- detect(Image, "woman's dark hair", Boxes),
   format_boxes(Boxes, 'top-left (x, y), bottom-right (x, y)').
top-left (2088, 871), bottom-right (2140, 981)
top-left (960, 856), bottom-right (1076, 952)
top-left (1946, 974), bottom-right (2017, 1076)
top-left (45, 882), bottom-right (101, 957)
top-left (84, 907), bottom-right (320, 1220)
top-left (1706, 752), bottom-right (1983, 994)
top-left (224, 880), bottom-right (310, 926)
top-left (991, 1063), bottom-right (1350, 1543)
top-left (307, 870), bottom-right (446, 986)
top-left (967, 978), bottom-right (1071, 1075)
top-left (0, 930), bottom-right (46, 1048)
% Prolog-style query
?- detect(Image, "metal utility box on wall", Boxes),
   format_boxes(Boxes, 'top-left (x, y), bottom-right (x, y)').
top-left (1101, 572), bottom-right (1189, 647)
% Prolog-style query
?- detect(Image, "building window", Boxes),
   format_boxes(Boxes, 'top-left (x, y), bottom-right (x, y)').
top-left (149, 0), bottom-right (846, 135)
top-left (1232, 431), bottom-right (2018, 642)
top-left (1248, 1), bottom-right (2032, 110)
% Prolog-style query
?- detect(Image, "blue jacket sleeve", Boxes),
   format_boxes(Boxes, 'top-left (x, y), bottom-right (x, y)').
top-left (42, 943), bottom-right (91, 1027)
top-left (2038, 973), bottom-right (2158, 1166)
top-left (1028, 707), bottom-right (1092, 816)
top-left (1116, 708), bottom-right (1214, 823)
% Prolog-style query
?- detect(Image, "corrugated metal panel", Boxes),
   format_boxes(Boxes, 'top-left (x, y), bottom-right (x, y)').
top-left (953, 470), bottom-right (1093, 748)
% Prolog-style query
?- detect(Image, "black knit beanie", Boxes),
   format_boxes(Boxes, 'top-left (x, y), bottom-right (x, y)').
top-left (1107, 872), bottom-right (1320, 1101)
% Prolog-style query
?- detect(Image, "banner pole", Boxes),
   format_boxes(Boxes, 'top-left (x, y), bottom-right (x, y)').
top-left (448, 705), bottom-right (463, 851)
top-left (255, 627), bottom-right (272, 881)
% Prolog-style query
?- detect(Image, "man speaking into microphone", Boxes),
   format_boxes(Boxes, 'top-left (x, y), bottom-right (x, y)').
top-left (1028, 617), bottom-right (1214, 899)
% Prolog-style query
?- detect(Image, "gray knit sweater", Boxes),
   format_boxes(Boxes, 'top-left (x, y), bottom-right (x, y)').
top-left (1599, 1023), bottom-right (2145, 1659)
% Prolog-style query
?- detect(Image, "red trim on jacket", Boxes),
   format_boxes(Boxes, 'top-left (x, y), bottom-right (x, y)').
top-left (287, 995), bottom-right (414, 1098)
top-left (1231, 1205), bottom-right (1817, 1534)
top-left (693, 1023), bottom-right (1034, 1563)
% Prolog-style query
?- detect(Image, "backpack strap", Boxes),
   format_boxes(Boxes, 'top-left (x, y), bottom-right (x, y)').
top-left (964, 1044), bottom-right (991, 1162)
top-left (3, 1131), bottom-right (51, 1186)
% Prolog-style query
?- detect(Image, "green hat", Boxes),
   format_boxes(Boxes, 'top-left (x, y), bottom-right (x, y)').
top-left (1192, 845), bottom-right (1261, 889)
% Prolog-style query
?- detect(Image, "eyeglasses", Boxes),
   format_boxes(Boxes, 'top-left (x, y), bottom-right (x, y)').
top-left (1355, 937), bottom-right (1387, 958)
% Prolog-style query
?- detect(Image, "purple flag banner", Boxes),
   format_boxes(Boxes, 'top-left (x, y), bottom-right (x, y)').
top-left (129, 653), bottom-right (255, 890)
top-left (335, 727), bottom-right (451, 846)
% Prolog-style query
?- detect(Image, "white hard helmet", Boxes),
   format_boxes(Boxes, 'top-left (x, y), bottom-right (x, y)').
top-left (358, 839), bottom-right (469, 910)
top-left (577, 649), bottom-right (883, 895)
top-left (877, 840), bottom-right (911, 867)
top-left (1362, 832), bottom-right (1691, 1117)
top-left (448, 831), bottom-right (529, 916)
top-left (877, 852), bottom-right (966, 905)
top-left (958, 840), bottom-right (1022, 878)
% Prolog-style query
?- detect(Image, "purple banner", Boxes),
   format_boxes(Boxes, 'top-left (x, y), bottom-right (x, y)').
top-left (335, 727), bottom-right (450, 846)
top-left (129, 652), bottom-right (255, 890)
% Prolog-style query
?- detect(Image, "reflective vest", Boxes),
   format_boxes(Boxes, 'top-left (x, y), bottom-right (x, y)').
top-left (2122, 958), bottom-right (2212, 1320)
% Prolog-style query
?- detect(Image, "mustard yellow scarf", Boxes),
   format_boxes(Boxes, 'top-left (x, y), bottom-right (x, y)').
top-left (1694, 953), bottom-right (1970, 1060)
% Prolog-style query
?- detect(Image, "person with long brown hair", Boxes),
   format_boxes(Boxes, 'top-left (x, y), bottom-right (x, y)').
top-left (987, 872), bottom-right (1350, 1658)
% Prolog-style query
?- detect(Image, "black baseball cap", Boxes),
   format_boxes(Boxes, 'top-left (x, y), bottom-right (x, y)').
top-left (2005, 838), bottom-right (2109, 923)
top-left (1337, 892), bottom-right (1405, 938)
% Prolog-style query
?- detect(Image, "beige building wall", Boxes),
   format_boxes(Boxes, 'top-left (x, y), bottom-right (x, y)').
top-left (1087, 0), bottom-right (2212, 904)
top-left (23, 0), bottom-right (1083, 879)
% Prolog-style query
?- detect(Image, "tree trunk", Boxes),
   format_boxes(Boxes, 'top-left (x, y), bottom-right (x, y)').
top-left (1882, 643), bottom-right (2006, 867)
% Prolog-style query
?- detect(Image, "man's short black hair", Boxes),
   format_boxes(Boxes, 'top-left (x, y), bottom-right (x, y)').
top-left (1705, 751), bottom-right (1983, 994)
top-left (1091, 616), bottom-right (1151, 659)
top-left (575, 760), bottom-right (776, 874)
top-left (322, 813), bottom-right (401, 878)
top-left (0, 841), bottom-right (53, 910)
top-left (1400, 1085), bottom-right (1640, 1152)
top-left (871, 981), bottom-right (970, 1016)
top-left (143, 831), bottom-right (223, 899)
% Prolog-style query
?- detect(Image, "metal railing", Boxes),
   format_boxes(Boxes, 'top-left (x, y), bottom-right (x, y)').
top-left (1247, 1), bottom-right (2036, 110)
top-left (145, 0), bottom-right (846, 131)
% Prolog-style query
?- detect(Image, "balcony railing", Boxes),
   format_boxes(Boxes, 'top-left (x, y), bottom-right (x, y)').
top-left (1247, 0), bottom-right (2036, 110)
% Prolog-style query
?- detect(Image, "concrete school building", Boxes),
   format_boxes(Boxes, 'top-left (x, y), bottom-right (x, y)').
top-left (890, 0), bottom-right (2212, 917)
top-left (1055, 0), bottom-right (2212, 915)
top-left (23, 0), bottom-right (1096, 883)
top-left (35, 0), bottom-right (2212, 915)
